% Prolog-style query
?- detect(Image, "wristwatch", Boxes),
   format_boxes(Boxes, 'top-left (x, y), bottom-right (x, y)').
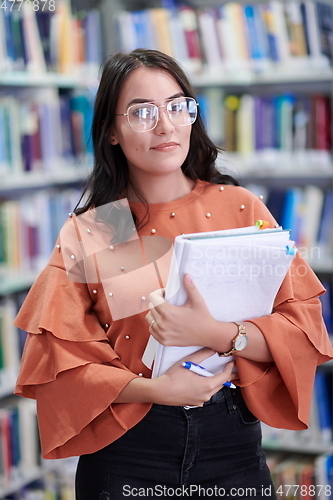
top-left (218, 322), bottom-right (248, 357)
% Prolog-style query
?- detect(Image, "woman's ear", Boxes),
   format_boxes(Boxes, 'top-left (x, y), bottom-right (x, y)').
top-left (109, 129), bottom-right (119, 145)
top-left (110, 135), bottom-right (119, 145)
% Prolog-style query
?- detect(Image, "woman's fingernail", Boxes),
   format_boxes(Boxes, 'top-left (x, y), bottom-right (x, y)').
top-left (185, 274), bottom-right (192, 284)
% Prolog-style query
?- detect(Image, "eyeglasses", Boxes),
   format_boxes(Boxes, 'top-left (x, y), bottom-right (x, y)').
top-left (115, 97), bottom-right (198, 133)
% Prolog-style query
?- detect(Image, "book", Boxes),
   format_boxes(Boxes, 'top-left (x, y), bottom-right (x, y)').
top-left (114, 11), bottom-right (137, 53)
top-left (284, 2), bottom-right (308, 57)
top-left (223, 94), bottom-right (239, 152)
top-left (21, 1), bottom-right (47, 73)
top-left (260, 3), bottom-right (280, 63)
top-left (82, 9), bottom-right (103, 73)
top-left (167, 8), bottom-right (189, 65)
top-left (215, 3), bottom-right (251, 75)
top-left (316, 2), bottom-right (333, 64)
top-left (199, 87), bottom-right (224, 146)
top-left (299, 185), bottom-right (324, 250)
top-left (197, 8), bottom-right (223, 69)
top-left (243, 4), bottom-right (270, 72)
top-left (280, 187), bottom-right (303, 244)
top-left (0, 9), bottom-right (12, 72)
top-left (275, 94), bottom-right (295, 152)
top-left (143, 225), bottom-right (296, 378)
top-left (69, 93), bottom-right (93, 155)
top-left (301, 1), bottom-right (327, 68)
top-left (0, 101), bottom-right (8, 175)
top-left (299, 3), bottom-right (311, 57)
top-left (149, 8), bottom-right (174, 57)
top-left (226, 3), bottom-right (250, 68)
top-left (320, 280), bottom-right (332, 336)
top-left (315, 454), bottom-right (333, 498)
top-left (57, 1), bottom-right (74, 74)
top-left (236, 94), bottom-right (255, 155)
top-left (3, 8), bottom-right (15, 69)
top-left (267, 1), bottom-right (291, 67)
top-left (35, 10), bottom-right (53, 70)
top-left (314, 370), bottom-right (333, 444)
top-left (314, 95), bottom-right (331, 151)
top-left (178, 6), bottom-right (202, 73)
top-left (317, 190), bottom-right (333, 254)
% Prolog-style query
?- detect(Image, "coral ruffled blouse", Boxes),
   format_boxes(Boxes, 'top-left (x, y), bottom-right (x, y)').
top-left (14, 180), bottom-right (333, 459)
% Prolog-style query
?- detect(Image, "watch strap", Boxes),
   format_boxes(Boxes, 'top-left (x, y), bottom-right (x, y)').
top-left (217, 322), bottom-right (247, 357)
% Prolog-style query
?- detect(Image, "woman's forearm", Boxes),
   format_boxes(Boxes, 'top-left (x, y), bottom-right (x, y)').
top-left (113, 351), bottom-right (236, 406)
top-left (114, 377), bottom-right (158, 404)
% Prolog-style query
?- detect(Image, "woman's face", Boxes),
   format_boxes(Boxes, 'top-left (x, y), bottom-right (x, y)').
top-left (111, 67), bottom-right (192, 182)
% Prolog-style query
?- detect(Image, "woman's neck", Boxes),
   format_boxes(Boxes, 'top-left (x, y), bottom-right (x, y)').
top-left (127, 171), bottom-right (195, 204)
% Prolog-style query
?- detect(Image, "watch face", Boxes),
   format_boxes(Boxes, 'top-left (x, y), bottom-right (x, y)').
top-left (235, 335), bottom-right (248, 351)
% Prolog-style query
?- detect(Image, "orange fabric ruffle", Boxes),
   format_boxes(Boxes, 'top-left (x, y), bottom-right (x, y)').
top-left (14, 249), bottom-right (151, 459)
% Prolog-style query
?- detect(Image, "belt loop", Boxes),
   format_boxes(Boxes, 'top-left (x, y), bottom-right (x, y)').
top-left (224, 387), bottom-right (236, 414)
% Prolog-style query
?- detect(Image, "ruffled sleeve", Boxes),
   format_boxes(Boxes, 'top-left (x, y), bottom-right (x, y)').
top-left (235, 194), bottom-right (333, 430)
top-left (14, 219), bottom-right (151, 459)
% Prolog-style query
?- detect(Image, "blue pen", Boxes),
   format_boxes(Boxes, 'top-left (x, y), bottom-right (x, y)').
top-left (182, 361), bottom-right (236, 389)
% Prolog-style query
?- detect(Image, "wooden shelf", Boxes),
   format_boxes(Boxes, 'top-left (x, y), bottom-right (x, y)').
top-left (3, 66), bottom-right (332, 90)
top-left (0, 166), bottom-right (91, 196)
top-left (0, 71), bottom-right (99, 88)
top-left (191, 67), bottom-right (333, 88)
top-left (0, 272), bottom-right (38, 296)
top-left (263, 439), bottom-right (333, 455)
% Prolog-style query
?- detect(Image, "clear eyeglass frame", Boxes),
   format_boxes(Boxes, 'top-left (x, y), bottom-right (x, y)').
top-left (115, 96), bottom-right (198, 133)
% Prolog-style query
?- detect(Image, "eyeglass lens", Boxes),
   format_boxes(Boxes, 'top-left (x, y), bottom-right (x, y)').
top-left (127, 97), bottom-right (197, 132)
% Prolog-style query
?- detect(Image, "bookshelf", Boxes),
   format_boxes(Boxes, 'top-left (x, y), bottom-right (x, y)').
top-left (0, 0), bottom-right (101, 497)
top-left (103, 0), bottom-right (333, 489)
top-left (0, 0), bottom-right (333, 496)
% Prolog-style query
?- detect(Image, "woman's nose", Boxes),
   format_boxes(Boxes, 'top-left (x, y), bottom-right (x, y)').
top-left (154, 105), bottom-right (174, 134)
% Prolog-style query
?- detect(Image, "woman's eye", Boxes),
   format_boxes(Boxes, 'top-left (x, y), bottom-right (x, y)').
top-left (132, 107), bottom-right (147, 118)
top-left (170, 103), bottom-right (182, 113)
top-left (134, 107), bottom-right (154, 119)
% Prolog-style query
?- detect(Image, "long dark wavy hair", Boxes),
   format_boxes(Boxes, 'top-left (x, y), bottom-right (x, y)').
top-left (75, 49), bottom-right (238, 242)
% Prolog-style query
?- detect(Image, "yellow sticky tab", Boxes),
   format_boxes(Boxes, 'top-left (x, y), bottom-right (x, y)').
top-left (255, 220), bottom-right (269, 229)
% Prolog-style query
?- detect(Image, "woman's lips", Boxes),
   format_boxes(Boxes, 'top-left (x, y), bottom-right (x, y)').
top-left (151, 142), bottom-right (179, 151)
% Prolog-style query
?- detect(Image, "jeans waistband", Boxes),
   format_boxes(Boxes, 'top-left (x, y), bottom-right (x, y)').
top-left (203, 388), bottom-right (225, 405)
top-left (204, 385), bottom-right (241, 405)
top-left (183, 385), bottom-right (241, 410)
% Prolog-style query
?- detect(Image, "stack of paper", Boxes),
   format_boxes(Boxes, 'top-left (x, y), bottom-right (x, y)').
top-left (144, 225), bottom-right (297, 378)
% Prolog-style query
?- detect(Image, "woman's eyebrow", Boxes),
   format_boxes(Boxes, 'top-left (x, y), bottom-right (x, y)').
top-left (126, 92), bottom-right (185, 107)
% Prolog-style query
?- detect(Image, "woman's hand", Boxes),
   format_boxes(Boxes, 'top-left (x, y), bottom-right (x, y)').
top-left (144, 274), bottom-right (274, 363)
top-left (114, 347), bottom-right (237, 406)
top-left (150, 348), bottom-right (237, 407)
top-left (145, 274), bottom-right (216, 349)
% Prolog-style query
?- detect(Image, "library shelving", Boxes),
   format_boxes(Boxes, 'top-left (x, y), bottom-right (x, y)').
top-left (0, 0), bottom-right (102, 497)
top-left (104, 0), bottom-right (333, 489)
top-left (1, 0), bottom-right (333, 496)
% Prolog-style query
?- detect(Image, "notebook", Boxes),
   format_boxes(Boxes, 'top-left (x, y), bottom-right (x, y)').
top-left (142, 225), bottom-right (297, 377)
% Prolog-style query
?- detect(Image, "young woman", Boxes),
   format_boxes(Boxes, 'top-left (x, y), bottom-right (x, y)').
top-left (15, 49), bottom-right (333, 499)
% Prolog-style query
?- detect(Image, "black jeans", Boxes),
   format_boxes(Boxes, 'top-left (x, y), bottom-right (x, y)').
top-left (75, 388), bottom-right (276, 499)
